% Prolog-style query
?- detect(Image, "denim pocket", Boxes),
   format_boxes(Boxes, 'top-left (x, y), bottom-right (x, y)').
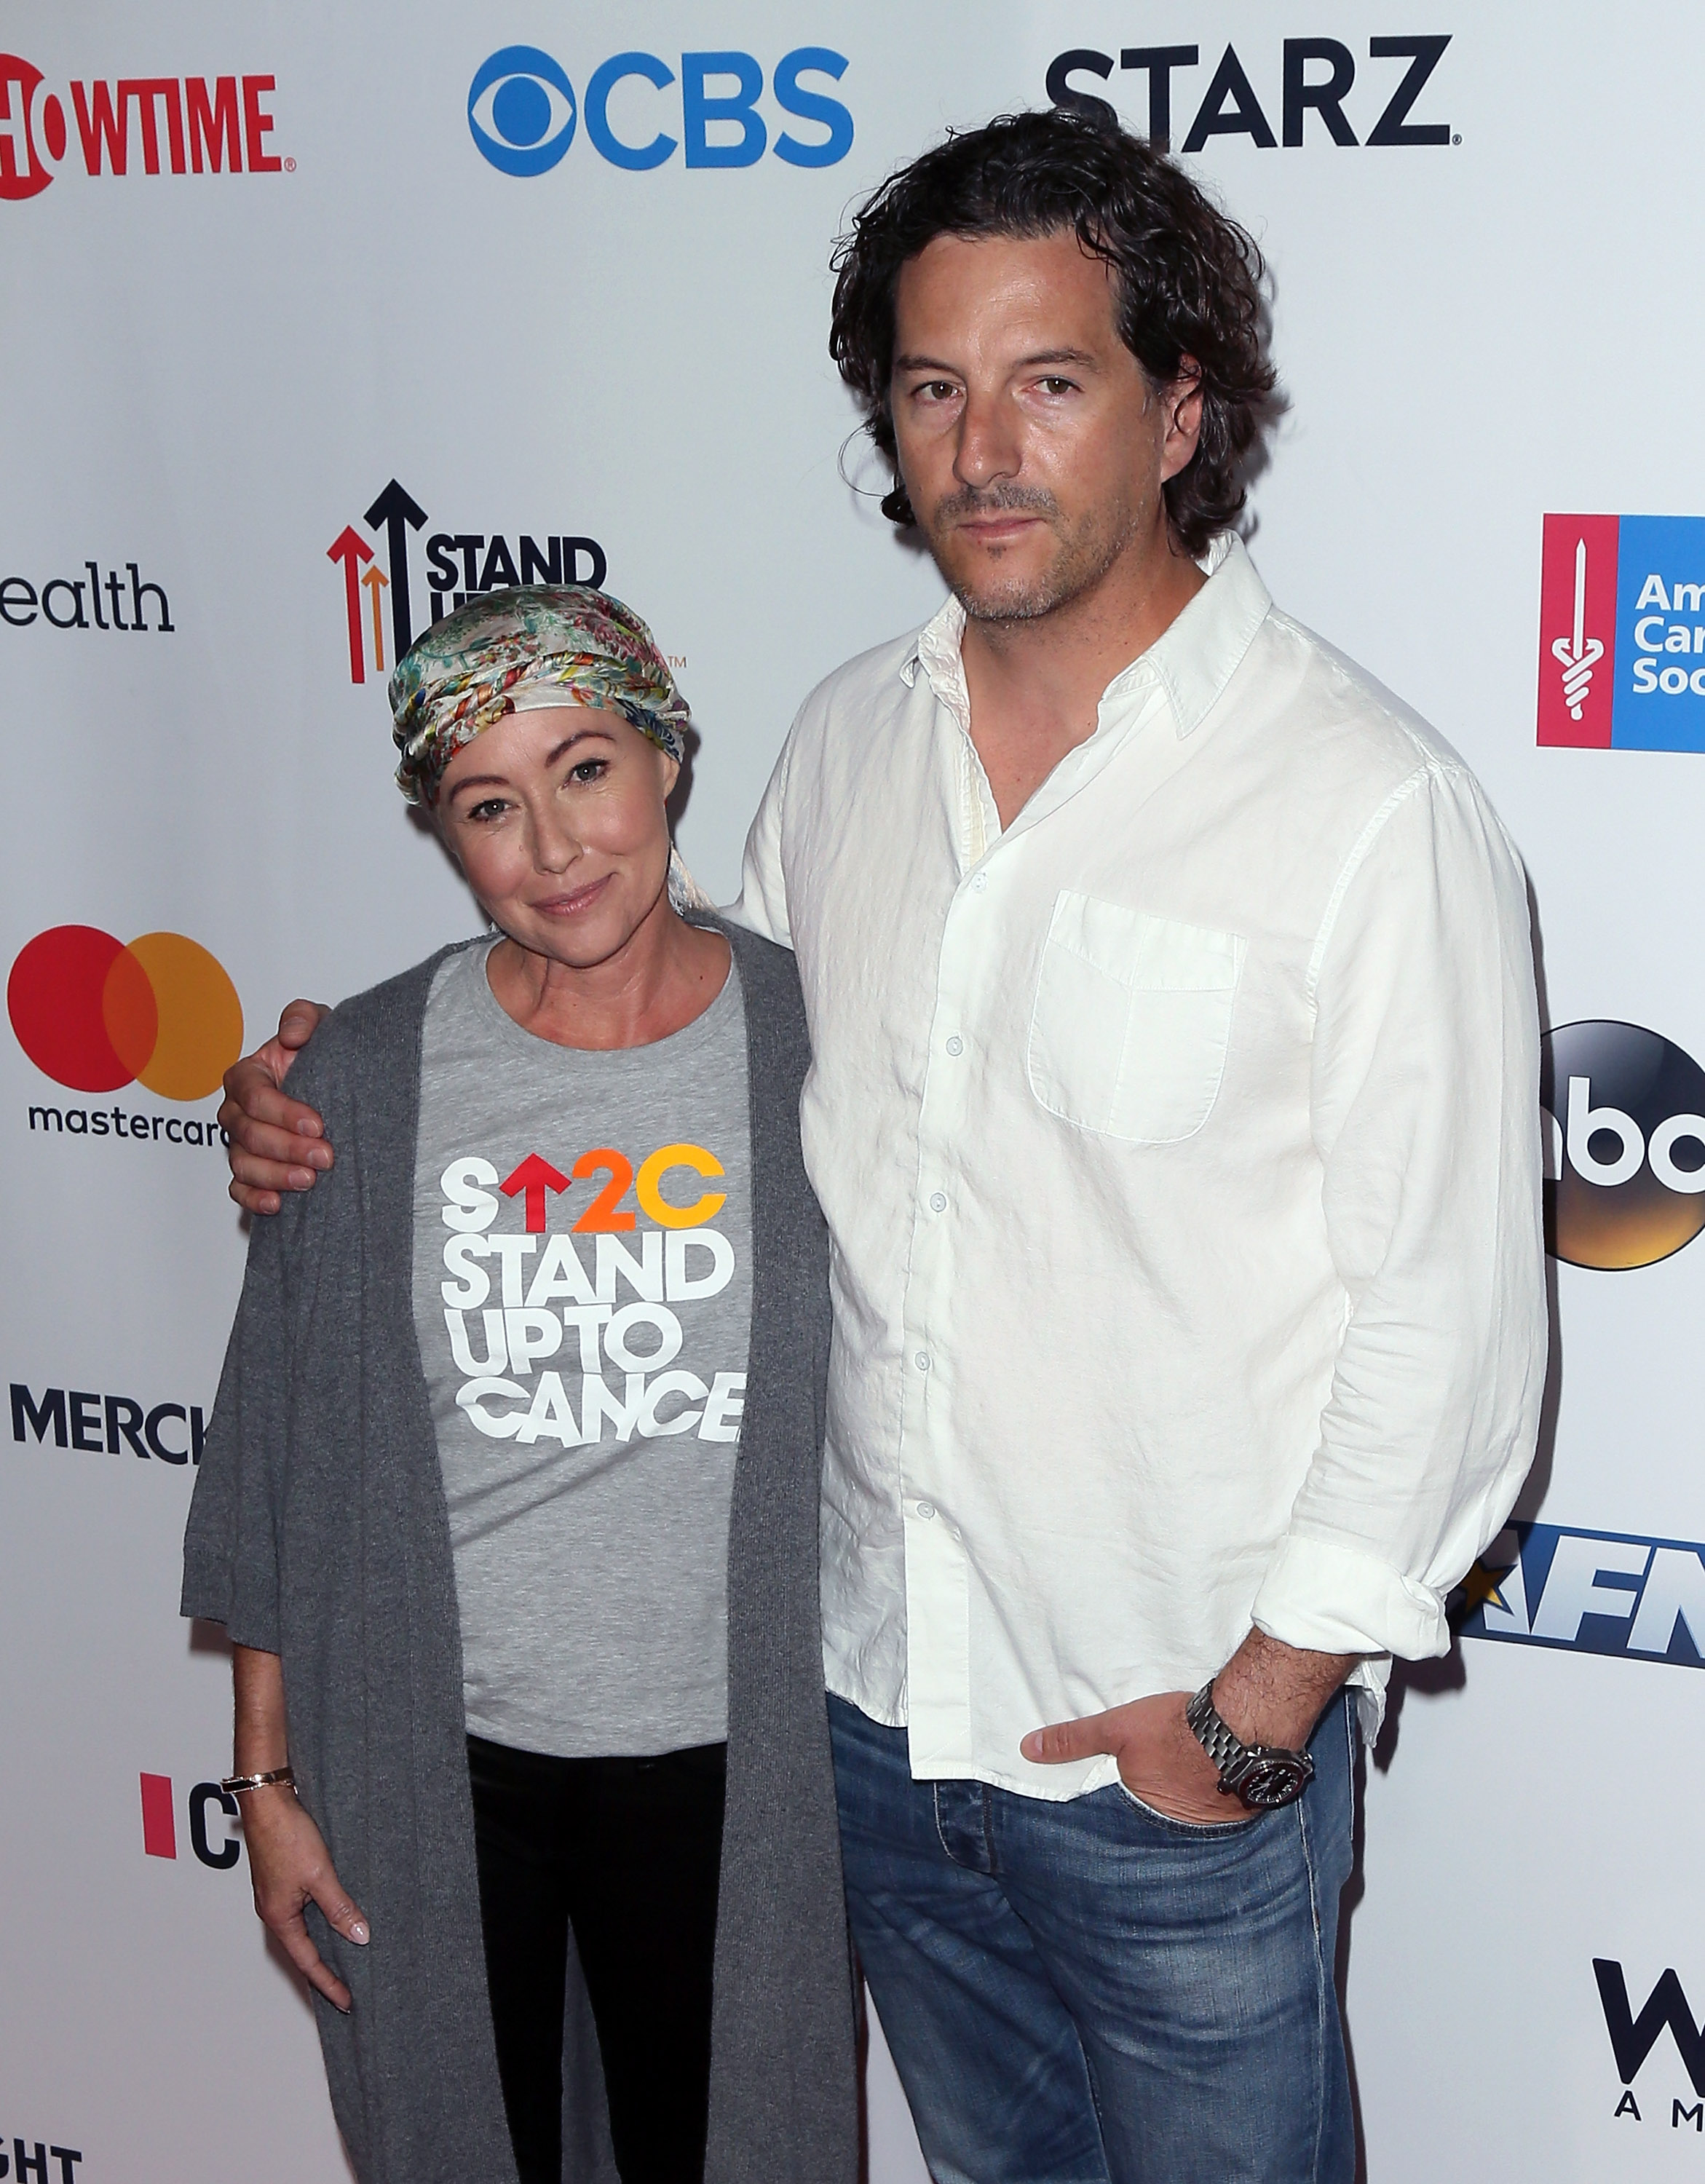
top-left (1026, 894), bottom-right (1243, 1143)
top-left (1110, 1777), bottom-right (1263, 1837)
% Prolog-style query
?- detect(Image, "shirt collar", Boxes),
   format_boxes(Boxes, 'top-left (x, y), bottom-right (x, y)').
top-left (900, 531), bottom-right (1272, 742)
top-left (901, 594), bottom-right (970, 725)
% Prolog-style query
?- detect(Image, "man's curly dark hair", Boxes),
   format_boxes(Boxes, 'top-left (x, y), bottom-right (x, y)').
top-left (829, 109), bottom-right (1275, 555)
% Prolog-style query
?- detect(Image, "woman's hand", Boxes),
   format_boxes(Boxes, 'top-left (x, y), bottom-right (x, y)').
top-left (240, 1784), bottom-right (370, 2012)
top-left (218, 1000), bottom-right (333, 1214)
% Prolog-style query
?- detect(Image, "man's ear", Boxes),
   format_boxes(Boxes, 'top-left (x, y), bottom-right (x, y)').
top-left (1160, 357), bottom-right (1205, 483)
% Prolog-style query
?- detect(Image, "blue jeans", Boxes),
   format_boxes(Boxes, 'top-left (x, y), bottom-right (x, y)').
top-left (830, 1693), bottom-right (1357, 2184)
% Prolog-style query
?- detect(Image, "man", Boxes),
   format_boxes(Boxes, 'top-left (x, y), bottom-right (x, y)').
top-left (223, 110), bottom-right (1543, 2183)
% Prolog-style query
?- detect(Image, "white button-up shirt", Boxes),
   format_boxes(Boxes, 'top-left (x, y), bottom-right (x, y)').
top-left (732, 534), bottom-right (1545, 1799)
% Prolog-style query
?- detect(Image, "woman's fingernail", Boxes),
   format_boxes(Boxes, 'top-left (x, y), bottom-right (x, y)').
top-left (349, 1920), bottom-right (369, 1944)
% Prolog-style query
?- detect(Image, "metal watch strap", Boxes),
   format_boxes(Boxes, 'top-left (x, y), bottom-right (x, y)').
top-left (1185, 1684), bottom-right (1248, 1779)
top-left (1185, 1682), bottom-right (1316, 1808)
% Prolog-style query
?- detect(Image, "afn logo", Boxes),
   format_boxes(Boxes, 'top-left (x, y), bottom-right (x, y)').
top-left (1460, 1522), bottom-right (1705, 1666)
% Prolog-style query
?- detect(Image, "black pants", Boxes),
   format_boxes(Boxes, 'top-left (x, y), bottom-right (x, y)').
top-left (467, 1734), bottom-right (727, 2184)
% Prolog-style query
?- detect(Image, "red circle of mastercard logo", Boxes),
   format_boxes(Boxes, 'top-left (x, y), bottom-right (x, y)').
top-left (7, 926), bottom-right (243, 1101)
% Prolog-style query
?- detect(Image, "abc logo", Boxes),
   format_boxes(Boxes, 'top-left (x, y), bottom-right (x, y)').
top-left (1541, 1021), bottom-right (1705, 1269)
top-left (7, 924), bottom-right (242, 1101)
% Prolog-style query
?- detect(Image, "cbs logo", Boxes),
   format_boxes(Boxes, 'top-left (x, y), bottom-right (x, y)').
top-left (468, 46), bottom-right (578, 175)
top-left (1541, 1021), bottom-right (1705, 1269)
top-left (7, 924), bottom-right (242, 1101)
top-left (467, 42), bottom-right (852, 177)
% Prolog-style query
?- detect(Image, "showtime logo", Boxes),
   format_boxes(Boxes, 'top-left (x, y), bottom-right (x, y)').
top-left (1538, 513), bottom-right (1705, 751)
top-left (0, 57), bottom-right (288, 197)
top-left (1460, 1522), bottom-right (1705, 1666)
top-left (328, 478), bottom-right (608, 684)
top-left (1045, 35), bottom-right (1453, 149)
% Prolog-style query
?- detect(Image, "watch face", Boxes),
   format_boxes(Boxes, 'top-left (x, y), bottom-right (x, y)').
top-left (1237, 1757), bottom-right (1309, 1809)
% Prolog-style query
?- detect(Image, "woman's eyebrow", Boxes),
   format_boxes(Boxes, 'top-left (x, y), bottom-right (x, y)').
top-left (446, 727), bottom-right (619, 804)
top-left (544, 727), bottom-right (614, 767)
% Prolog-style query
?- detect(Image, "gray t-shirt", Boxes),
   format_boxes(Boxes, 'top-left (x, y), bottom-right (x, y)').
top-left (411, 936), bottom-right (751, 1757)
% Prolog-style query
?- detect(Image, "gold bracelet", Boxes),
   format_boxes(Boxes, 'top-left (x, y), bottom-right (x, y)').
top-left (221, 1765), bottom-right (297, 1795)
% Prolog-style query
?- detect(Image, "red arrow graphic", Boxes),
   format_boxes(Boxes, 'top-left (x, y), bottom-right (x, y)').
top-left (499, 1153), bottom-right (570, 1234)
top-left (327, 525), bottom-right (373, 684)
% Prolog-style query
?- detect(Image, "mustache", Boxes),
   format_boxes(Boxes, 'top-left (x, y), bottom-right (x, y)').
top-left (933, 485), bottom-right (1059, 526)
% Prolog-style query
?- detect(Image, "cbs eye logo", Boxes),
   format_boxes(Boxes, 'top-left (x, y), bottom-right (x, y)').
top-left (467, 45), bottom-right (578, 175)
top-left (467, 43), bottom-right (853, 177)
top-left (7, 924), bottom-right (242, 1101)
top-left (1541, 1021), bottom-right (1705, 1269)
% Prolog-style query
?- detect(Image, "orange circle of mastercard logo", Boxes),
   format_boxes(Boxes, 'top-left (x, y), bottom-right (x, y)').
top-left (7, 926), bottom-right (244, 1102)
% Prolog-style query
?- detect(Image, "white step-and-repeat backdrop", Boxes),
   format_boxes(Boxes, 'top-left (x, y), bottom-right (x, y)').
top-left (4, 5), bottom-right (1702, 2179)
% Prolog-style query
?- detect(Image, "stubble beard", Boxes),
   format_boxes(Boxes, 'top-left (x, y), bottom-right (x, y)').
top-left (925, 483), bottom-right (1147, 628)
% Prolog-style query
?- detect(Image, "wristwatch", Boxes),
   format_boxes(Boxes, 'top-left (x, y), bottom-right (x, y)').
top-left (1185, 1682), bottom-right (1316, 1810)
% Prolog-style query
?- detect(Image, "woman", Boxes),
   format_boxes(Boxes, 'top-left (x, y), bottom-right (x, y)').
top-left (181, 589), bottom-right (858, 2184)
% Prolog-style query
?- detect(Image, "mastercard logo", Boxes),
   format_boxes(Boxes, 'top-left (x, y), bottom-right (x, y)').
top-left (7, 925), bottom-right (243, 1103)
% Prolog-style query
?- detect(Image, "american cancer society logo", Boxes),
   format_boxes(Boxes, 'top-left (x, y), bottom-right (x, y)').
top-left (1538, 513), bottom-right (1705, 751)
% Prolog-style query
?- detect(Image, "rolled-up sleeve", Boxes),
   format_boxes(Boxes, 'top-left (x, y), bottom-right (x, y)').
top-left (1250, 761), bottom-right (1548, 1661)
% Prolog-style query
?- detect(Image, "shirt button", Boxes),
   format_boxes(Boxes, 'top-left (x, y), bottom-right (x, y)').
top-left (916, 1501), bottom-right (936, 1521)
top-left (929, 1191), bottom-right (947, 1213)
top-left (914, 1351), bottom-right (930, 1372)
top-left (972, 873), bottom-right (988, 892)
top-left (945, 1035), bottom-right (964, 1056)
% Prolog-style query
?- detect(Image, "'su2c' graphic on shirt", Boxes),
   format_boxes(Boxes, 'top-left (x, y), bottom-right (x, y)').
top-left (436, 1140), bottom-right (746, 1451)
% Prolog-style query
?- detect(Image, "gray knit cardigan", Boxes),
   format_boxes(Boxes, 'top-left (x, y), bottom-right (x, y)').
top-left (181, 922), bottom-right (859, 2184)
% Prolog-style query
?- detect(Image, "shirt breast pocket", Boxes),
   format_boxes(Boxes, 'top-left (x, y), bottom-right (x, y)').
top-left (1025, 893), bottom-right (1245, 1144)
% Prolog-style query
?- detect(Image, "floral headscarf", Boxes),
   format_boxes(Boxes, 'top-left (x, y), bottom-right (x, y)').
top-left (389, 585), bottom-right (690, 806)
